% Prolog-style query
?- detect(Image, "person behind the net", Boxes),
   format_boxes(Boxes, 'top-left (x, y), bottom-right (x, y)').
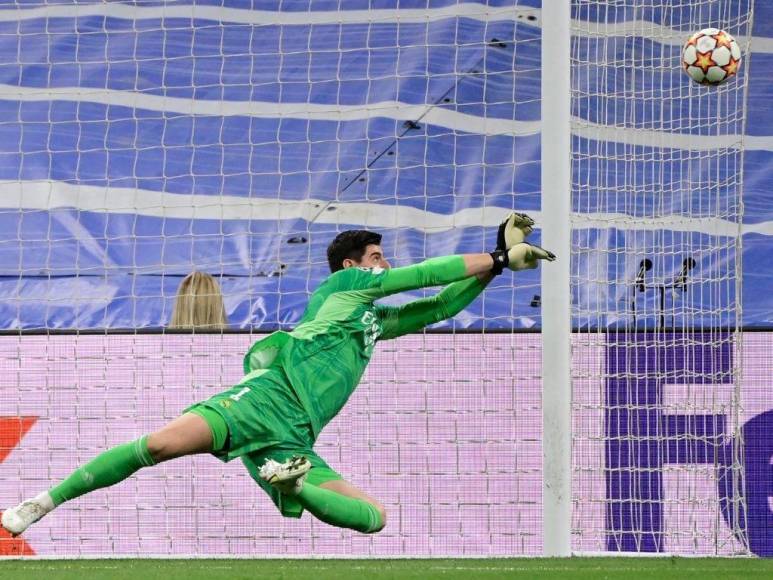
top-left (1, 213), bottom-right (554, 536)
top-left (170, 271), bottom-right (229, 330)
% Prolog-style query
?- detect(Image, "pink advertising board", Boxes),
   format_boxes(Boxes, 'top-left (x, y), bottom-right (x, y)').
top-left (0, 333), bottom-right (769, 557)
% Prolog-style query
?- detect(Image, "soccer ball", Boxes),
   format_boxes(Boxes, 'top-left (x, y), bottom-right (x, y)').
top-left (682, 28), bottom-right (741, 85)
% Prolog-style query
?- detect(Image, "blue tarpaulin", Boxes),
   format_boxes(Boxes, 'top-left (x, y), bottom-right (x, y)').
top-left (0, 0), bottom-right (769, 330)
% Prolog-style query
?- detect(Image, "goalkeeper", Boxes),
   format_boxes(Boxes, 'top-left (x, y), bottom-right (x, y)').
top-left (2, 214), bottom-right (554, 536)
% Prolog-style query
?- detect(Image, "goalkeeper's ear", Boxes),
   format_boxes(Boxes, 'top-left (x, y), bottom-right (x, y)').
top-left (496, 212), bottom-right (535, 251)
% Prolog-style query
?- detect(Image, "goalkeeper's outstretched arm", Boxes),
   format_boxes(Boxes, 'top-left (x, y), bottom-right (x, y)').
top-left (349, 246), bottom-right (553, 302)
top-left (376, 275), bottom-right (491, 339)
top-left (361, 212), bottom-right (555, 338)
top-left (347, 253), bottom-right (497, 303)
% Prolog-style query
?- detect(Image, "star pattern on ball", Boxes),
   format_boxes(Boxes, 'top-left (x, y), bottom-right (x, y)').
top-left (685, 34), bottom-right (699, 47)
top-left (722, 56), bottom-right (740, 76)
top-left (713, 31), bottom-right (734, 49)
top-left (694, 51), bottom-right (716, 73)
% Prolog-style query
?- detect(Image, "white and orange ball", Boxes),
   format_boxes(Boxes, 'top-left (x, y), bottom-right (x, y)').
top-left (682, 28), bottom-right (741, 85)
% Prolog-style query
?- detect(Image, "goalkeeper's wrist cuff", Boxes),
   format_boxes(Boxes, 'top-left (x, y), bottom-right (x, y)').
top-left (489, 250), bottom-right (509, 275)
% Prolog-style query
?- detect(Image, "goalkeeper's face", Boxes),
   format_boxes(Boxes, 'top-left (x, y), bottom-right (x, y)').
top-left (347, 244), bottom-right (391, 270)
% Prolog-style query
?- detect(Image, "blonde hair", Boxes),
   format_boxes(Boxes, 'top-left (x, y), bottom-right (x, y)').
top-left (170, 271), bottom-right (228, 330)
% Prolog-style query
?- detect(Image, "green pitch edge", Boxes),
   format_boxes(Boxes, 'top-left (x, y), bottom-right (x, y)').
top-left (1, 558), bottom-right (772, 580)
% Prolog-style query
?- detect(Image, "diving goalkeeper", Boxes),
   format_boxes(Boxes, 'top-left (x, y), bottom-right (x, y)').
top-left (2, 214), bottom-right (554, 536)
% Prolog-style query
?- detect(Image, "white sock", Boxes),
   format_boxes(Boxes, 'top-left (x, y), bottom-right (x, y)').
top-left (33, 491), bottom-right (55, 512)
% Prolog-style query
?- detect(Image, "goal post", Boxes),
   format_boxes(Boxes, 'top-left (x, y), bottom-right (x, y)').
top-left (541, 0), bottom-right (572, 559)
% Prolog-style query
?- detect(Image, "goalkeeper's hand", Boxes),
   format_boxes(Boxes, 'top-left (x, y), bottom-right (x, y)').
top-left (496, 212), bottom-right (535, 251)
top-left (505, 242), bottom-right (556, 271)
top-left (489, 212), bottom-right (556, 274)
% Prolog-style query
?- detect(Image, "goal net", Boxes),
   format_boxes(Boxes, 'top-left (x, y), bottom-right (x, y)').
top-left (0, 1), bottom-right (545, 557)
top-left (569, 0), bottom-right (753, 555)
top-left (0, 0), bottom-right (758, 559)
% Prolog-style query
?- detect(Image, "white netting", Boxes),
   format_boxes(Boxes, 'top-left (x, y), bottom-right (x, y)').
top-left (0, 1), bottom-right (545, 557)
top-left (0, 0), bottom-right (758, 559)
top-left (570, 0), bottom-right (753, 554)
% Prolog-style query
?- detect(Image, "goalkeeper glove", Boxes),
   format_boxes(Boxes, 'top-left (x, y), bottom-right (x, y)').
top-left (490, 242), bottom-right (556, 274)
top-left (489, 212), bottom-right (556, 274)
top-left (496, 212), bottom-right (535, 250)
top-left (505, 242), bottom-right (556, 271)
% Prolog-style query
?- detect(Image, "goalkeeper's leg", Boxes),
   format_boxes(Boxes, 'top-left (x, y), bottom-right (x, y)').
top-left (1, 412), bottom-right (214, 536)
top-left (308, 478), bottom-right (386, 534)
top-left (259, 456), bottom-right (385, 534)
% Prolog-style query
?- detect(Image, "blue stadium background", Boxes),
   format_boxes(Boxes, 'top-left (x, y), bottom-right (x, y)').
top-left (0, 0), bottom-right (769, 331)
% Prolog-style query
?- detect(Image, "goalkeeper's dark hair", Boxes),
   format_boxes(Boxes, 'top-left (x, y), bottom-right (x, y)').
top-left (327, 230), bottom-right (383, 272)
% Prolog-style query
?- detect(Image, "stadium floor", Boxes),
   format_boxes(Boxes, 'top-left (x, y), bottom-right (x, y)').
top-left (1, 558), bottom-right (772, 579)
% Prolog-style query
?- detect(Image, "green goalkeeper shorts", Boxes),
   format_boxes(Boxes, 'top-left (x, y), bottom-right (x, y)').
top-left (185, 366), bottom-right (342, 518)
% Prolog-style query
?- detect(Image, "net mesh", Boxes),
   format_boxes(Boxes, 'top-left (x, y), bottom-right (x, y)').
top-left (0, 1), bottom-right (545, 557)
top-left (0, 0), bottom-right (760, 558)
top-left (2, 333), bottom-right (546, 556)
top-left (569, 0), bottom-right (753, 554)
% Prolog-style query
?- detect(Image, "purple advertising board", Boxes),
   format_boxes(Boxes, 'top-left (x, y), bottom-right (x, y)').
top-left (0, 333), bottom-right (770, 557)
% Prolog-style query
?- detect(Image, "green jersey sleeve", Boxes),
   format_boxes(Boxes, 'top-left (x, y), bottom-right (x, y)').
top-left (375, 276), bottom-right (485, 339)
top-left (332, 255), bottom-right (469, 301)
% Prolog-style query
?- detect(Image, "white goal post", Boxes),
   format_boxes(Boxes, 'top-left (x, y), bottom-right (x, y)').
top-left (541, 0), bottom-right (572, 559)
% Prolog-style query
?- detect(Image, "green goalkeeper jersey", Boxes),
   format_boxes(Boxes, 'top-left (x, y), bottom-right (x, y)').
top-left (243, 255), bottom-right (485, 437)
